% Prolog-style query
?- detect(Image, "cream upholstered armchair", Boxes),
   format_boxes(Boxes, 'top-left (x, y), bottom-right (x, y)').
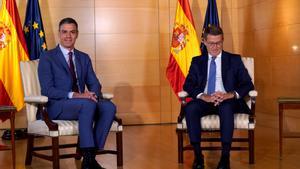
top-left (176, 57), bottom-right (258, 164)
top-left (20, 60), bottom-right (123, 169)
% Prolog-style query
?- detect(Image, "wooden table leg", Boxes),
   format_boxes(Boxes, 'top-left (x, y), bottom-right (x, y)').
top-left (278, 98), bottom-right (300, 159)
top-left (279, 103), bottom-right (283, 159)
top-left (10, 111), bottom-right (15, 169)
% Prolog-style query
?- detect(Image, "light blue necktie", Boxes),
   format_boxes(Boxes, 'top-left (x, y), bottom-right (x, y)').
top-left (207, 57), bottom-right (216, 95)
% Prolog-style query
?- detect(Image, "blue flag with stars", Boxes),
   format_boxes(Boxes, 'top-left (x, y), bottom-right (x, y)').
top-left (23, 0), bottom-right (47, 60)
top-left (200, 0), bottom-right (220, 55)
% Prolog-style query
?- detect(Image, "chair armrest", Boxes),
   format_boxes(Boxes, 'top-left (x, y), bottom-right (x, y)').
top-left (248, 90), bottom-right (258, 108)
top-left (24, 95), bottom-right (58, 130)
top-left (248, 90), bottom-right (258, 124)
top-left (101, 93), bottom-right (122, 125)
top-left (114, 116), bottom-right (123, 125)
top-left (177, 91), bottom-right (189, 123)
top-left (178, 91), bottom-right (188, 98)
top-left (36, 104), bottom-right (59, 131)
top-left (249, 90), bottom-right (258, 98)
top-left (24, 96), bottom-right (48, 103)
top-left (32, 103), bottom-right (58, 131)
top-left (178, 91), bottom-right (188, 105)
top-left (102, 93), bottom-right (114, 100)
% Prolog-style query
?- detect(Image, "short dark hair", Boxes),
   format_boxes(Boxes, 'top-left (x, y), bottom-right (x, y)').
top-left (203, 25), bottom-right (223, 40)
top-left (59, 17), bottom-right (78, 31)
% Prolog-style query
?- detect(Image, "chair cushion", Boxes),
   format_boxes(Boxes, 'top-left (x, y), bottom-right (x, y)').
top-left (177, 113), bottom-right (255, 130)
top-left (28, 120), bottom-right (123, 137)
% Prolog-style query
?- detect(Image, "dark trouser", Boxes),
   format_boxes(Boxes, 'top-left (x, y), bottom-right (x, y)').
top-left (185, 99), bottom-right (235, 156)
top-left (57, 98), bottom-right (116, 150)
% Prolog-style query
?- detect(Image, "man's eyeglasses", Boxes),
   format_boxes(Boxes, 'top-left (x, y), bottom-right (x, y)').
top-left (205, 41), bottom-right (223, 47)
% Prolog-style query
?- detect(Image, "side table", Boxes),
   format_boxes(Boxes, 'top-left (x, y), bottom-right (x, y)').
top-left (0, 106), bottom-right (16, 169)
top-left (278, 97), bottom-right (300, 159)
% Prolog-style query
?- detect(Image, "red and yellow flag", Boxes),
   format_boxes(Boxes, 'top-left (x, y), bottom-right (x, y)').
top-left (166, 0), bottom-right (201, 95)
top-left (0, 0), bottom-right (29, 111)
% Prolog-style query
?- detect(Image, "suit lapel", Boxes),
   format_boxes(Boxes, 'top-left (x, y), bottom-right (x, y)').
top-left (221, 51), bottom-right (229, 85)
top-left (202, 55), bottom-right (209, 83)
top-left (55, 45), bottom-right (71, 75)
top-left (74, 49), bottom-right (82, 90)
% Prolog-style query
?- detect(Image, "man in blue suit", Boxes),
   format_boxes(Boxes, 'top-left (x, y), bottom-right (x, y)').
top-left (183, 26), bottom-right (254, 169)
top-left (38, 17), bottom-right (115, 169)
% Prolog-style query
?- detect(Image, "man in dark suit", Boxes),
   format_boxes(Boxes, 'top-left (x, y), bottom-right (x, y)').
top-left (183, 26), bottom-right (254, 169)
top-left (38, 17), bottom-right (115, 169)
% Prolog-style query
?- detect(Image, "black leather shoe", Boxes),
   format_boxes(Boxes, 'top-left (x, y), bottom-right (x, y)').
top-left (92, 159), bottom-right (105, 169)
top-left (81, 148), bottom-right (105, 169)
top-left (81, 151), bottom-right (93, 169)
top-left (192, 158), bottom-right (204, 169)
top-left (216, 156), bottom-right (230, 169)
top-left (81, 157), bottom-right (91, 169)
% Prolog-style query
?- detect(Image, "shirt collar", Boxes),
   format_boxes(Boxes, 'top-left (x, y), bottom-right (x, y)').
top-left (59, 44), bottom-right (74, 56)
top-left (208, 52), bottom-right (222, 60)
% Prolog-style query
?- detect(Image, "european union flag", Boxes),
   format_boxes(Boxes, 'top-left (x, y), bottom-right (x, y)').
top-left (23, 0), bottom-right (47, 60)
top-left (200, 0), bottom-right (220, 54)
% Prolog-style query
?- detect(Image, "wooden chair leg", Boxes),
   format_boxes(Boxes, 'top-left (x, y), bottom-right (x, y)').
top-left (52, 137), bottom-right (60, 169)
top-left (75, 136), bottom-right (82, 160)
top-left (116, 131), bottom-right (123, 166)
top-left (248, 130), bottom-right (255, 164)
top-left (177, 130), bottom-right (184, 163)
top-left (25, 134), bottom-right (34, 165)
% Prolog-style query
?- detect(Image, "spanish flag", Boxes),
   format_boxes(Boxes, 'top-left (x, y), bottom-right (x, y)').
top-left (166, 0), bottom-right (201, 96)
top-left (0, 0), bottom-right (29, 111)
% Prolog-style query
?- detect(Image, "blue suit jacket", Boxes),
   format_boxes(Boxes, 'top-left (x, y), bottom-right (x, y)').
top-left (183, 51), bottom-right (254, 113)
top-left (38, 45), bottom-right (101, 119)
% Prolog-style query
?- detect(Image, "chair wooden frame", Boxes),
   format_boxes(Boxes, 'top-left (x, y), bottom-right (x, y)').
top-left (24, 104), bottom-right (123, 169)
top-left (25, 104), bottom-right (123, 169)
top-left (176, 91), bottom-right (257, 164)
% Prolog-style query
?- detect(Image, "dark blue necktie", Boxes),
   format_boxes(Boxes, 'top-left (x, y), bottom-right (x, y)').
top-left (207, 57), bottom-right (216, 95)
top-left (68, 52), bottom-right (79, 92)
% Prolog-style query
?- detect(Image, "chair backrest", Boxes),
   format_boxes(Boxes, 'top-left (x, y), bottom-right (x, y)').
top-left (241, 57), bottom-right (254, 83)
top-left (20, 59), bottom-right (40, 123)
top-left (241, 57), bottom-right (254, 108)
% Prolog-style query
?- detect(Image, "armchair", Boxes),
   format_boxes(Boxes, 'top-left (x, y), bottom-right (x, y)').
top-left (20, 59), bottom-right (123, 169)
top-left (176, 57), bottom-right (257, 164)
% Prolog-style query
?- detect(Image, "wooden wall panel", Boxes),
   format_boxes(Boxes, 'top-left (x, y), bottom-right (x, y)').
top-left (95, 0), bottom-right (157, 8)
top-left (94, 1), bottom-right (161, 124)
top-left (95, 59), bottom-right (160, 87)
top-left (233, 0), bottom-right (300, 118)
top-left (95, 34), bottom-right (158, 60)
top-left (111, 86), bottom-right (161, 124)
top-left (95, 8), bottom-right (158, 34)
top-left (159, 0), bottom-right (172, 123)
